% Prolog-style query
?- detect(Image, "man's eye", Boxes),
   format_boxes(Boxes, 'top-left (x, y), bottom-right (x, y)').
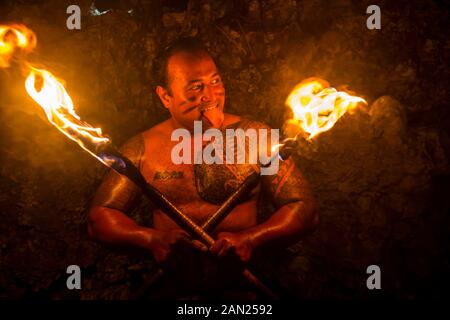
top-left (190, 84), bottom-right (202, 91)
top-left (211, 78), bottom-right (221, 85)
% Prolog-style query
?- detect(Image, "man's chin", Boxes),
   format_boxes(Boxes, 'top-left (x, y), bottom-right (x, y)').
top-left (201, 118), bottom-right (221, 130)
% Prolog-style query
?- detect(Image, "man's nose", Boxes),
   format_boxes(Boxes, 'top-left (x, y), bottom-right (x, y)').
top-left (200, 85), bottom-right (214, 103)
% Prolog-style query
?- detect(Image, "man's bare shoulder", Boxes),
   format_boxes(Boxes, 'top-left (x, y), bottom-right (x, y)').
top-left (224, 114), bottom-right (272, 130)
top-left (140, 119), bottom-right (174, 142)
top-left (117, 120), bottom-right (172, 162)
top-left (223, 113), bottom-right (241, 126)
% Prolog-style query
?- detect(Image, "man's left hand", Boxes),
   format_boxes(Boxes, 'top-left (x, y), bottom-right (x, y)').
top-left (210, 232), bottom-right (254, 262)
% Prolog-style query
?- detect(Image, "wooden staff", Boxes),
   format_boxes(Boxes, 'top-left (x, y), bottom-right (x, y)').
top-left (98, 145), bottom-right (278, 299)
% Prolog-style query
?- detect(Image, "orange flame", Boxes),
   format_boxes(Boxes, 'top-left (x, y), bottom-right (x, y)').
top-left (285, 78), bottom-right (366, 139)
top-left (0, 24), bottom-right (111, 164)
top-left (24, 66), bottom-right (110, 162)
top-left (0, 24), bottom-right (36, 67)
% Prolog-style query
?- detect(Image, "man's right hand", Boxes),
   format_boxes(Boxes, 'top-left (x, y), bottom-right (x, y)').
top-left (149, 229), bottom-right (191, 263)
top-left (149, 229), bottom-right (207, 263)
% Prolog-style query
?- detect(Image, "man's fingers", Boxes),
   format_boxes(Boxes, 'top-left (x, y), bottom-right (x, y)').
top-left (176, 230), bottom-right (191, 239)
top-left (172, 230), bottom-right (192, 244)
top-left (210, 238), bottom-right (225, 255)
top-left (191, 239), bottom-right (208, 252)
top-left (210, 233), bottom-right (235, 257)
top-left (217, 241), bottom-right (231, 258)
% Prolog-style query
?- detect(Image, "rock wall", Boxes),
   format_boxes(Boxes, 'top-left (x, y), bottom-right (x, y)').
top-left (0, 0), bottom-right (449, 299)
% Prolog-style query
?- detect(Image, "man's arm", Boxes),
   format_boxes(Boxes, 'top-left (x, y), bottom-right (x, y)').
top-left (211, 157), bottom-right (318, 261)
top-left (88, 134), bottom-right (149, 247)
top-left (88, 134), bottom-right (191, 262)
top-left (248, 157), bottom-right (318, 246)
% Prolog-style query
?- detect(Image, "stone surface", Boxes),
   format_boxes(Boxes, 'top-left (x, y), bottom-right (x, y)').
top-left (0, 0), bottom-right (449, 299)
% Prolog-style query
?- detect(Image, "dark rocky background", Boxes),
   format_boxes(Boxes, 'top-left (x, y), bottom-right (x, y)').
top-left (0, 0), bottom-right (449, 299)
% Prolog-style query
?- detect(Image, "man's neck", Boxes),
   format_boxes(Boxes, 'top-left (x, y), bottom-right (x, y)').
top-left (169, 117), bottom-right (224, 133)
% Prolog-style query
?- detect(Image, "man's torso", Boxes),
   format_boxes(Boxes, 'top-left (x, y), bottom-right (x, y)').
top-left (140, 114), bottom-right (260, 234)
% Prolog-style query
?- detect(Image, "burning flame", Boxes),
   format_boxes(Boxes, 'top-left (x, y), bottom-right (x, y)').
top-left (0, 24), bottom-right (110, 164)
top-left (24, 67), bottom-right (110, 162)
top-left (285, 78), bottom-right (366, 139)
top-left (0, 24), bottom-right (36, 67)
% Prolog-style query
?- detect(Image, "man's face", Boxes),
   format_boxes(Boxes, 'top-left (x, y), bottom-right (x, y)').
top-left (158, 50), bottom-right (225, 131)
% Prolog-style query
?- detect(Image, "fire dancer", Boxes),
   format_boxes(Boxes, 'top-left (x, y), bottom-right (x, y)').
top-left (88, 38), bottom-right (318, 298)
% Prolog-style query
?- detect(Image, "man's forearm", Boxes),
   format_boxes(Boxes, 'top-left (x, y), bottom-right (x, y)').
top-left (242, 201), bottom-right (318, 248)
top-left (88, 206), bottom-right (153, 250)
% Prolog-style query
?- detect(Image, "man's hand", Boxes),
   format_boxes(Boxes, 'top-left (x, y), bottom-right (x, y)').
top-left (149, 229), bottom-right (191, 263)
top-left (149, 229), bottom-right (207, 263)
top-left (210, 231), bottom-right (254, 263)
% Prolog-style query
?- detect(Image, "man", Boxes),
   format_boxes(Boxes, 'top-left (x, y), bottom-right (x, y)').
top-left (88, 38), bottom-right (318, 298)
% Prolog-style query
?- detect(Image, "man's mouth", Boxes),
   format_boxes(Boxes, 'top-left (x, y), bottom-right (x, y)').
top-left (200, 102), bottom-right (223, 129)
top-left (199, 103), bottom-right (219, 113)
top-left (183, 103), bottom-right (219, 115)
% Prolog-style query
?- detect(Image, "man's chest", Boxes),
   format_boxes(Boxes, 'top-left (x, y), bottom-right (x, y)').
top-left (140, 144), bottom-right (199, 205)
top-left (139, 135), bottom-right (259, 231)
top-left (140, 141), bottom-right (258, 206)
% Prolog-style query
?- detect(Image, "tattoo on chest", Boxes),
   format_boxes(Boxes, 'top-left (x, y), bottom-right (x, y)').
top-left (153, 171), bottom-right (184, 180)
top-left (194, 162), bottom-right (255, 204)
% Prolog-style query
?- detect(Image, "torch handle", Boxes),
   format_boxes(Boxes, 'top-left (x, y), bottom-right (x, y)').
top-left (130, 164), bottom-right (279, 298)
top-left (102, 148), bottom-right (278, 298)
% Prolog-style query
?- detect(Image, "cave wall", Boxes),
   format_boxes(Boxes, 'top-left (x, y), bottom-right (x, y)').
top-left (0, 0), bottom-right (449, 299)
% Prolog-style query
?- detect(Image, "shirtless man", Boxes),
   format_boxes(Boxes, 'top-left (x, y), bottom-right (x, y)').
top-left (88, 38), bottom-right (318, 296)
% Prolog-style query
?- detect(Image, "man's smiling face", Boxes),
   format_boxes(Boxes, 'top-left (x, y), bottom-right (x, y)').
top-left (158, 50), bottom-right (225, 131)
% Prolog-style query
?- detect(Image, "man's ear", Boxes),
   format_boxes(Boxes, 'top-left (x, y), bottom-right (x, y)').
top-left (156, 85), bottom-right (172, 109)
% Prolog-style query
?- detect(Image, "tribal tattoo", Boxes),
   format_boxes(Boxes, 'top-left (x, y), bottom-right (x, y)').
top-left (194, 118), bottom-right (266, 204)
top-left (235, 118), bottom-right (313, 210)
top-left (261, 157), bottom-right (314, 210)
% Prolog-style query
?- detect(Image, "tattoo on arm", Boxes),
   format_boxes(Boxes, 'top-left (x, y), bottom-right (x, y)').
top-left (262, 157), bottom-right (314, 209)
top-left (91, 134), bottom-right (145, 214)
